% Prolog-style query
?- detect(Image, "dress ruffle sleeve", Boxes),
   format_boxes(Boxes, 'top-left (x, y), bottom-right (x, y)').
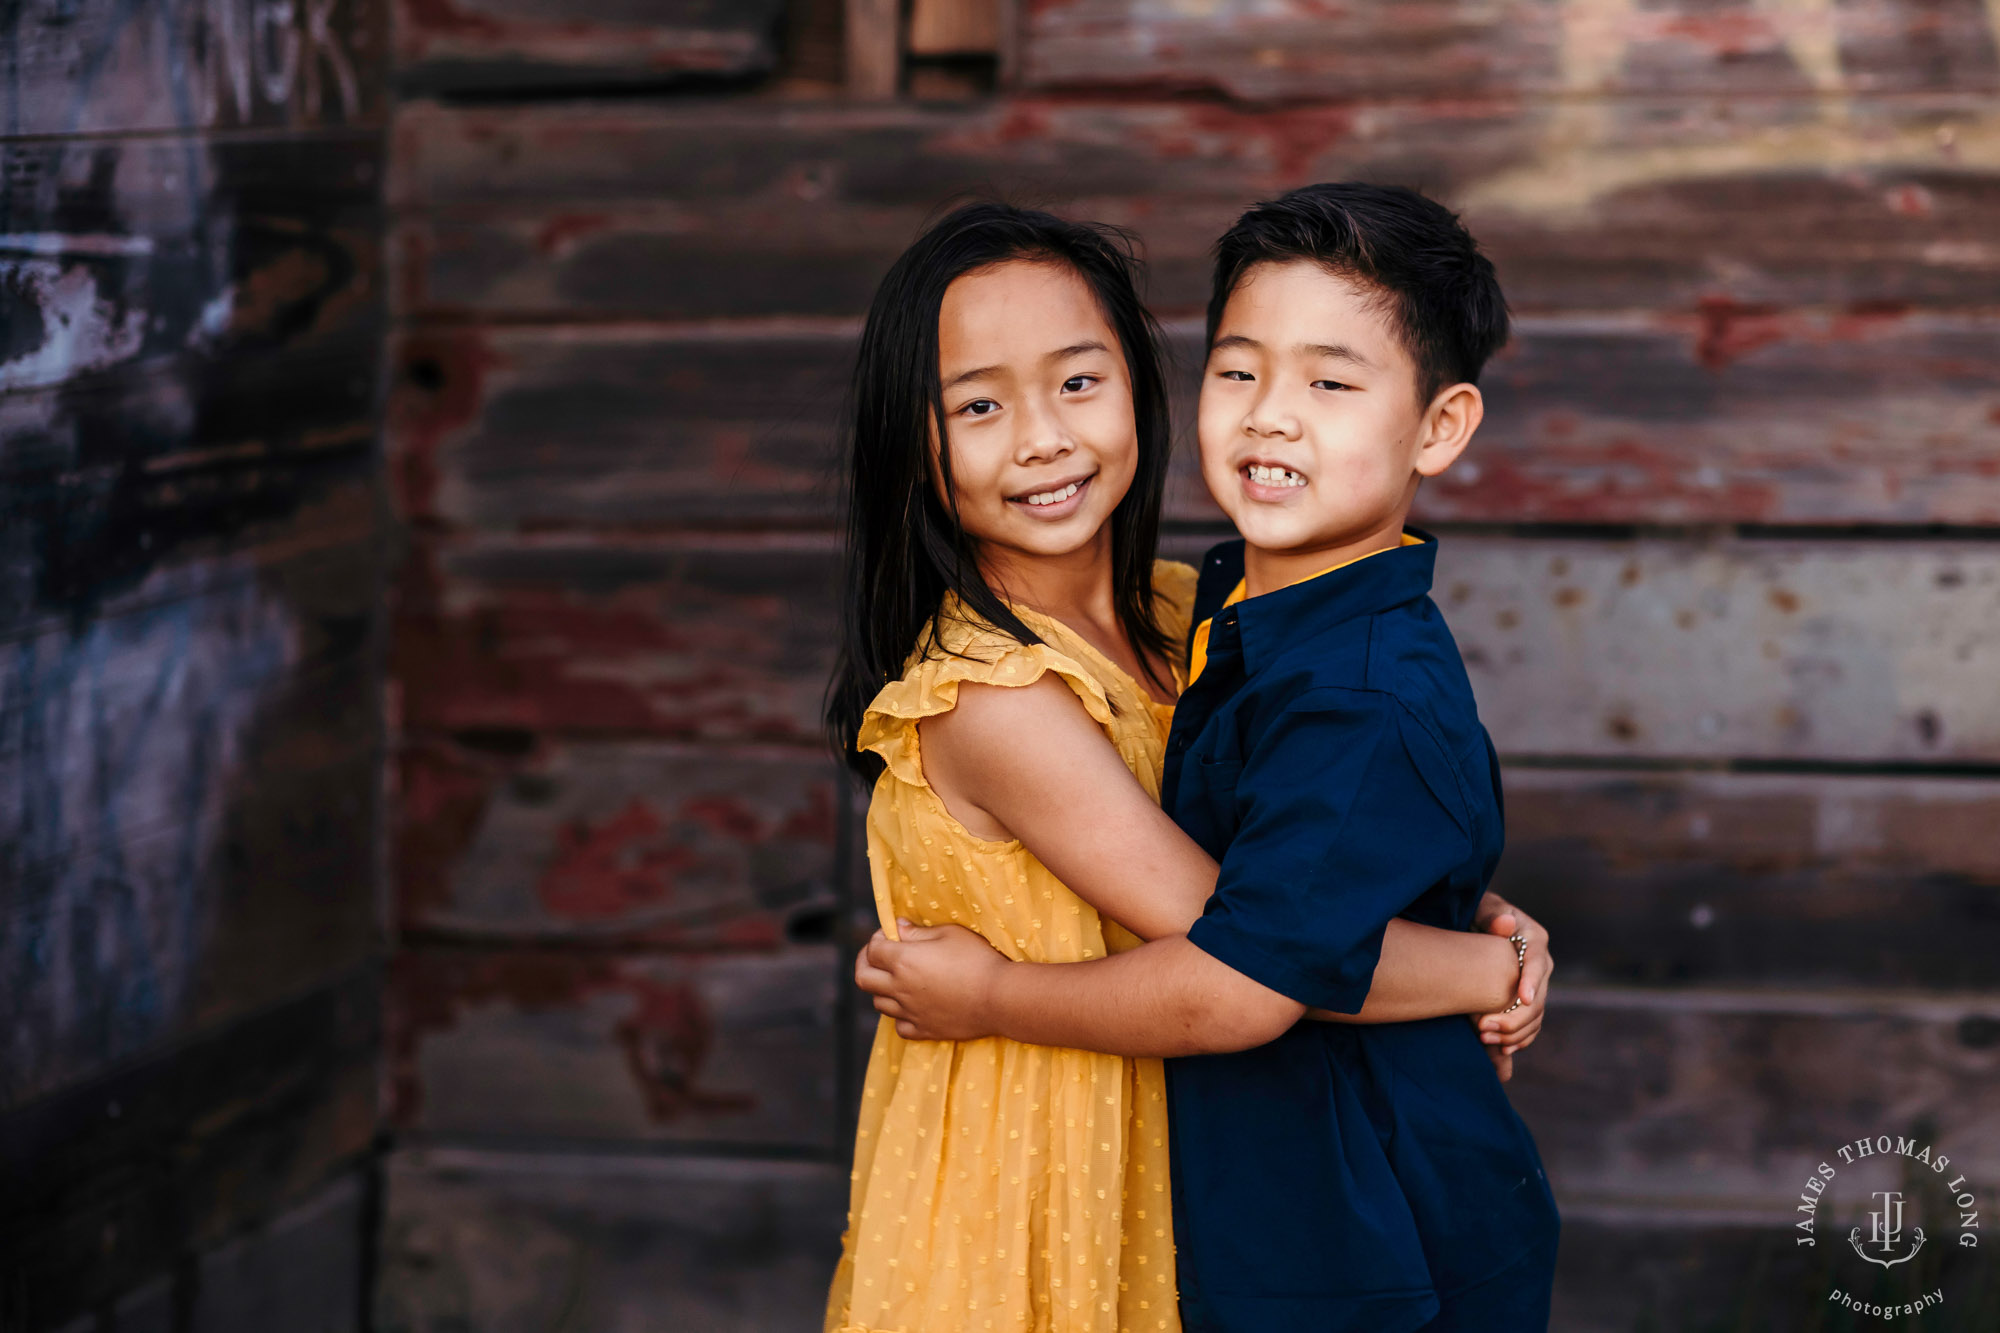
top-left (857, 635), bottom-right (1114, 789)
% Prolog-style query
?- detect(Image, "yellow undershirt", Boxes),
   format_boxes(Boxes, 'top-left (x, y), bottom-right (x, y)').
top-left (1188, 532), bottom-right (1425, 684)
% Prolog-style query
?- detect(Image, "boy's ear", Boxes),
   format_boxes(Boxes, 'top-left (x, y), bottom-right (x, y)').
top-left (1414, 382), bottom-right (1483, 479)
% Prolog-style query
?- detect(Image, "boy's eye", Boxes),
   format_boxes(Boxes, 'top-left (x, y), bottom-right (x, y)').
top-left (1217, 370), bottom-right (1254, 382)
top-left (961, 399), bottom-right (1000, 417)
top-left (1061, 375), bottom-right (1096, 393)
top-left (1311, 379), bottom-right (1350, 392)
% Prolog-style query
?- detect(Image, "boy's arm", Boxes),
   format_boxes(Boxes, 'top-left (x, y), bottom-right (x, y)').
top-left (865, 691), bottom-right (1518, 1056)
top-left (918, 675), bottom-right (1524, 1021)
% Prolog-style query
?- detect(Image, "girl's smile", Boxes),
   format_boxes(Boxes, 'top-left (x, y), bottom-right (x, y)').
top-left (1008, 470), bottom-right (1096, 518)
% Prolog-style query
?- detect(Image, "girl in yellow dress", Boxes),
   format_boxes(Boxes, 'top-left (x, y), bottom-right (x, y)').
top-left (822, 204), bottom-right (1543, 1333)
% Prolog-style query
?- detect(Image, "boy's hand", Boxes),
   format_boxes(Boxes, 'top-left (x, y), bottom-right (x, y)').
top-left (1471, 894), bottom-right (1553, 1082)
top-left (854, 920), bottom-right (1008, 1042)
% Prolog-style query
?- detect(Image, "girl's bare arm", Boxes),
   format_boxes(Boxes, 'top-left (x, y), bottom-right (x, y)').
top-left (917, 675), bottom-right (1518, 1023)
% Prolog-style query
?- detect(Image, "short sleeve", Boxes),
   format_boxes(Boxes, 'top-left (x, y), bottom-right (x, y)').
top-left (1184, 688), bottom-right (1475, 1013)
top-left (857, 637), bottom-right (1113, 789)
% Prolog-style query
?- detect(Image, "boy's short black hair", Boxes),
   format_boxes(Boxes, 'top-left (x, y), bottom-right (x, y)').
top-left (1206, 182), bottom-right (1510, 405)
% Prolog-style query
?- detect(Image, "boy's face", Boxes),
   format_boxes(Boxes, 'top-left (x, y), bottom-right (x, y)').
top-left (1199, 260), bottom-right (1470, 562)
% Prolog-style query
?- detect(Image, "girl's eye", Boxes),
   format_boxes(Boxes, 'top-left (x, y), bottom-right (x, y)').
top-left (1218, 369), bottom-right (1254, 382)
top-left (961, 399), bottom-right (1000, 417)
top-left (1312, 379), bottom-right (1350, 392)
top-left (1061, 375), bottom-right (1097, 393)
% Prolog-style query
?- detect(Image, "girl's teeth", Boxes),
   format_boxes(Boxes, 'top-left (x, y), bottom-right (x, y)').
top-left (1026, 481), bottom-right (1082, 507)
top-left (1248, 465), bottom-right (1306, 488)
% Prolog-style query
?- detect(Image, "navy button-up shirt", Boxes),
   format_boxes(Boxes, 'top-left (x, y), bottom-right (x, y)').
top-left (1163, 534), bottom-right (1560, 1333)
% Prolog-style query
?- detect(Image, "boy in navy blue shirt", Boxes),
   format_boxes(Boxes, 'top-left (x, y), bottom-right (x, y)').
top-left (861, 183), bottom-right (1560, 1332)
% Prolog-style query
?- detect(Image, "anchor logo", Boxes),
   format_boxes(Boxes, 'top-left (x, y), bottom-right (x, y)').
top-left (1850, 1191), bottom-right (1927, 1269)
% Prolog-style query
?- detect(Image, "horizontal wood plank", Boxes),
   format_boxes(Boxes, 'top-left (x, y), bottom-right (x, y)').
top-left (1512, 987), bottom-right (2000, 1218)
top-left (0, 971), bottom-right (379, 1333)
top-left (396, 744), bottom-right (2000, 986)
top-left (5, 0), bottom-right (388, 138)
top-left (1550, 1213), bottom-right (1999, 1333)
top-left (389, 96), bottom-right (2000, 319)
top-left (1497, 769), bottom-right (2000, 989)
top-left (392, 0), bottom-right (788, 95)
top-left (393, 536), bottom-right (839, 742)
top-left (1432, 535), bottom-right (2000, 762)
top-left (1023, 0), bottom-right (2000, 101)
top-left (398, 738), bottom-right (842, 947)
top-left (385, 324), bottom-right (847, 529)
top-left (401, 533), bottom-right (2000, 762)
top-left (382, 316), bottom-right (2000, 531)
top-left (388, 946), bottom-right (840, 1148)
top-left (377, 1147), bottom-right (846, 1333)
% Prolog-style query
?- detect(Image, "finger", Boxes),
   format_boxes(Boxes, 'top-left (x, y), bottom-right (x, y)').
top-left (895, 1019), bottom-right (922, 1041)
top-left (1504, 1023), bottom-right (1544, 1056)
top-left (1489, 1050), bottom-right (1514, 1082)
top-left (854, 960), bottom-right (897, 996)
top-left (1482, 1001), bottom-right (1543, 1036)
top-left (1483, 911), bottom-right (1519, 938)
top-left (872, 995), bottom-right (907, 1019)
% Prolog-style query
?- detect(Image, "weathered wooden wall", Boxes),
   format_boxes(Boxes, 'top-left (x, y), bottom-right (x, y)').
top-left (0, 1), bottom-right (393, 1329)
top-left (376, 1), bottom-right (2000, 1329)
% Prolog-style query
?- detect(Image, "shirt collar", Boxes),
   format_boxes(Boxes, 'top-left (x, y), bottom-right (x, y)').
top-left (1207, 528), bottom-right (1438, 677)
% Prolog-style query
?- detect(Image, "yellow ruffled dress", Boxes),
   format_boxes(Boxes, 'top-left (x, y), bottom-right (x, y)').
top-left (825, 560), bottom-right (1197, 1333)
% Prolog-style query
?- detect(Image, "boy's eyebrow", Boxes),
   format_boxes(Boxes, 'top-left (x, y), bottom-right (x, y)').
top-left (1046, 339), bottom-right (1110, 362)
top-left (1301, 342), bottom-right (1377, 369)
top-left (1209, 334), bottom-right (1261, 354)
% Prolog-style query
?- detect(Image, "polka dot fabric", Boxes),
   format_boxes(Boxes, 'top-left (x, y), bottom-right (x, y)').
top-left (825, 561), bottom-right (1197, 1333)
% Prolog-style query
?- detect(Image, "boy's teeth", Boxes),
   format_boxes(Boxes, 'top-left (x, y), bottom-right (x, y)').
top-left (1025, 480), bottom-right (1081, 507)
top-left (1248, 465), bottom-right (1306, 488)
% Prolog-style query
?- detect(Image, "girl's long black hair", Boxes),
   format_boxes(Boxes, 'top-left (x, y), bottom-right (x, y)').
top-left (826, 202), bottom-right (1175, 781)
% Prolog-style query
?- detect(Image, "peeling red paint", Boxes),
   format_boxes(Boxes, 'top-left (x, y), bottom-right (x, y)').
top-left (396, 742), bottom-right (501, 926)
top-left (388, 951), bottom-right (751, 1126)
top-left (1656, 12), bottom-right (1779, 56)
top-left (615, 974), bottom-right (751, 1120)
top-left (1883, 183), bottom-right (1934, 218)
top-left (1692, 296), bottom-right (1787, 371)
top-left (538, 798), bottom-right (698, 920)
top-left (396, 0), bottom-right (508, 57)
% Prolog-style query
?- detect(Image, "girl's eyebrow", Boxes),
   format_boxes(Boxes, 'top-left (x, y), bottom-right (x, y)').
top-left (944, 340), bottom-right (1109, 391)
top-left (942, 363), bottom-right (1000, 391)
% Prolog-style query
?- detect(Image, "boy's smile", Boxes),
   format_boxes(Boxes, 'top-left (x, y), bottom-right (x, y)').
top-left (1199, 259), bottom-right (1482, 594)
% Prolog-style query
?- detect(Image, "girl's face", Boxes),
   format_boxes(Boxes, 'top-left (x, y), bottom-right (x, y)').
top-left (931, 260), bottom-right (1137, 567)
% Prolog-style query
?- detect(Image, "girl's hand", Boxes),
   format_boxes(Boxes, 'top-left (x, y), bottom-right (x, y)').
top-left (1470, 895), bottom-right (1553, 1082)
top-left (854, 920), bottom-right (1009, 1042)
